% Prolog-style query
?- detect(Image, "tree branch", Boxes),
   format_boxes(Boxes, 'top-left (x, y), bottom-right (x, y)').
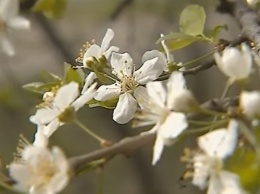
top-left (69, 97), bottom-right (238, 174)
top-left (217, 0), bottom-right (260, 52)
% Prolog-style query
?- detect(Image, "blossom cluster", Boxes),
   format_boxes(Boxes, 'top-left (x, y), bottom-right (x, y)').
top-left (1, 2), bottom-right (260, 193)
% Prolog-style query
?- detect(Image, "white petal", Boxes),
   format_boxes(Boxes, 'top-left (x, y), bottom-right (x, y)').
top-left (208, 174), bottom-right (223, 194)
top-left (192, 154), bottom-right (210, 189)
top-left (95, 83), bottom-right (121, 101)
top-left (113, 93), bottom-right (137, 124)
top-left (103, 46), bottom-right (119, 59)
top-left (0, 0), bottom-right (18, 21)
top-left (166, 72), bottom-right (187, 109)
top-left (142, 50), bottom-right (167, 69)
top-left (43, 119), bottom-right (60, 138)
top-left (198, 119), bottom-right (239, 158)
top-left (101, 28), bottom-right (114, 52)
top-left (146, 81), bottom-right (167, 108)
top-left (8, 17), bottom-right (30, 29)
top-left (30, 108), bottom-right (59, 125)
top-left (219, 171), bottom-right (245, 194)
top-left (9, 163), bottom-right (31, 190)
top-left (111, 52), bottom-right (134, 78)
top-left (133, 86), bottom-right (150, 110)
top-left (72, 83), bottom-right (96, 111)
top-left (240, 90), bottom-right (260, 118)
top-left (33, 125), bottom-right (49, 147)
top-left (134, 57), bottom-right (164, 84)
top-left (0, 35), bottom-right (15, 56)
top-left (152, 135), bottom-right (164, 165)
top-left (81, 72), bottom-right (97, 94)
top-left (214, 47), bottom-right (252, 79)
top-left (159, 112), bottom-right (188, 138)
top-left (54, 82), bottom-right (79, 109)
top-left (83, 44), bottom-right (101, 62)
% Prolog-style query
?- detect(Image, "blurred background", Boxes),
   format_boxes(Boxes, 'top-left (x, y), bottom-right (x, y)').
top-left (0, 0), bottom-right (247, 193)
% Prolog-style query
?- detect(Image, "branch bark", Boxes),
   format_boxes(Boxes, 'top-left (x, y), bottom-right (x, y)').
top-left (218, 0), bottom-right (260, 52)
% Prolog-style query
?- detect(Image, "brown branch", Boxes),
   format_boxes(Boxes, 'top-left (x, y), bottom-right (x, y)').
top-left (69, 97), bottom-right (238, 174)
top-left (217, 0), bottom-right (260, 52)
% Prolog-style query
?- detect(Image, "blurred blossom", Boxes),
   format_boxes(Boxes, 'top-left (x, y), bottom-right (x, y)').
top-left (9, 142), bottom-right (69, 194)
top-left (0, 0), bottom-right (30, 56)
top-left (214, 44), bottom-right (252, 81)
top-left (134, 72), bottom-right (196, 165)
top-left (240, 90), bottom-right (260, 118)
top-left (30, 81), bottom-right (96, 137)
top-left (189, 120), bottom-right (245, 194)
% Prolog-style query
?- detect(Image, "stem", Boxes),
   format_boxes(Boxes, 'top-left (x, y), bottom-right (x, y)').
top-left (74, 119), bottom-right (105, 143)
top-left (182, 50), bottom-right (215, 67)
top-left (221, 81), bottom-right (231, 99)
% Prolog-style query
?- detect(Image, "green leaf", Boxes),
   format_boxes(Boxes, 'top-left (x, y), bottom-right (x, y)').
top-left (63, 63), bottom-right (85, 86)
top-left (32, 0), bottom-right (67, 19)
top-left (208, 24), bottom-right (228, 41)
top-left (179, 4), bottom-right (206, 36)
top-left (41, 70), bottom-right (62, 82)
top-left (88, 97), bottom-right (119, 109)
top-left (157, 32), bottom-right (205, 51)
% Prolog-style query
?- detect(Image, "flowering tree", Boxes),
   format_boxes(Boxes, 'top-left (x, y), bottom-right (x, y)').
top-left (1, 0), bottom-right (260, 193)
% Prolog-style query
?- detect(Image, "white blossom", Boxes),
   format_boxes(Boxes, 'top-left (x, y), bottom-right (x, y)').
top-left (134, 72), bottom-right (196, 165)
top-left (30, 81), bottom-right (96, 137)
top-left (9, 140), bottom-right (69, 194)
top-left (82, 28), bottom-right (119, 65)
top-left (214, 44), bottom-right (252, 81)
top-left (192, 119), bottom-right (245, 194)
top-left (0, 0), bottom-right (30, 56)
top-left (95, 52), bottom-right (165, 124)
top-left (240, 90), bottom-right (260, 118)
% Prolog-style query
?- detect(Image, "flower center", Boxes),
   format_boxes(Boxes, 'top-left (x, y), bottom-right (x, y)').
top-left (120, 75), bottom-right (138, 93)
top-left (28, 158), bottom-right (56, 188)
top-left (209, 156), bottom-right (223, 173)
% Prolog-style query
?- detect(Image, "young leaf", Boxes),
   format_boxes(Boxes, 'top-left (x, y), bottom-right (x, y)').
top-left (158, 32), bottom-right (205, 51)
top-left (32, 0), bottom-right (67, 19)
top-left (63, 63), bottom-right (84, 86)
top-left (208, 24), bottom-right (228, 41)
top-left (179, 4), bottom-right (206, 36)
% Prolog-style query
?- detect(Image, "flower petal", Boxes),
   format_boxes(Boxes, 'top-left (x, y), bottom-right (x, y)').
top-left (83, 44), bottom-right (101, 63)
top-left (214, 46), bottom-right (252, 79)
top-left (81, 72), bottom-right (97, 94)
top-left (198, 119), bottom-right (239, 159)
top-left (160, 34), bottom-right (174, 63)
top-left (111, 52), bottom-right (134, 78)
top-left (101, 28), bottom-right (114, 52)
top-left (159, 112), bottom-right (188, 139)
top-left (54, 82), bottom-right (79, 109)
top-left (0, 35), bottom-right (15, 56)
top-left (30, 108), bottom-right (59, 125)
top-left (240, 90), bottom-right (260, 118)
top-left (134, 57), bottom-right (164, 84)
top-left (8, 17), bottom-right (30, 29)
top-left (43, 119), bottom-right (61, 138)
top-left (0, 0), bottom-right (18, 21)
top-left (152, 135), bottom-right (164, 165)
top-left (146, 81), bottom-right (166, 108)
top-left (166, 72), bottom-right (187, 108)
top-left (33, 125), bottom-right (49, 147)
top-left (95, 83), bottom-right (121, 101)
top-left (113, 93), bottom-right (137, 124)
top-left (103, 46), bottom-right (119, 59)
top-left (72, 83), bottom-right (96, 111)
